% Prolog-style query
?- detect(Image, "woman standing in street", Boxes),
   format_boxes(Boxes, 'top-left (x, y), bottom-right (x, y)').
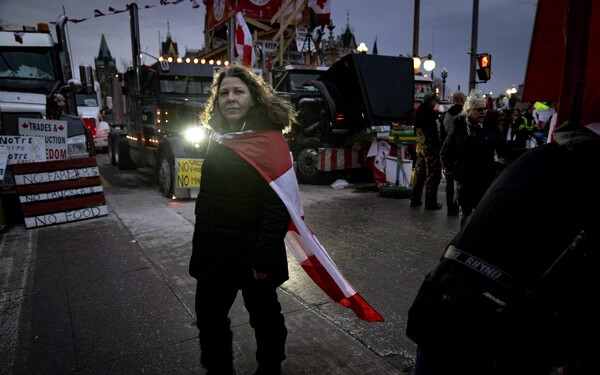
top-left (189, 64), bottom-right (296, 375)
top-left (440, 90), bottom-right (518, 228)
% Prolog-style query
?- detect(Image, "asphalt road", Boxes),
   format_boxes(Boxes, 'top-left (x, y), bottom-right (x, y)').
top-left (97, 152), bottom-right (459, 371)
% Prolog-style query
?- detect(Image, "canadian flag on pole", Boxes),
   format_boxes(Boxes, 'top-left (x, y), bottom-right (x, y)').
top-left (308, 0), bottom-right (331, 25)
top-left (235, 11), bottom-right (256, 67)
top-left (213, 130), bottom-right (384, 322)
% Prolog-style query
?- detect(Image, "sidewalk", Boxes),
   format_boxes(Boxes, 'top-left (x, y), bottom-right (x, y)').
top-left (1, 207), bottom-right (404, 374)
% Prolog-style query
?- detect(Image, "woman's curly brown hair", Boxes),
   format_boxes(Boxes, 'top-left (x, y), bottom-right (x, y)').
top-left (200, 63), bottom-right (297, 132)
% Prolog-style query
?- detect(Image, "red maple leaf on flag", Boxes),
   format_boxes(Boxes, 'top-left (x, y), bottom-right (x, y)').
top-left (14, 32), bottom-right (24, 44)
top-left (316, 0), bottom-right (327, 9)
top-left (58, 125), bottom-right (64, 131)
top-left (21, 122), bottom-right (29, 128)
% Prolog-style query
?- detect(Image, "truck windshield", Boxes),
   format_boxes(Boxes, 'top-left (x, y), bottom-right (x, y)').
top-left (159, 77), bottom-right (212, 95)
top-left (0, 47), bottom-right (56, 94)
top-left (289, 73), bottom-right (320, 92)
top-left (76, 94), bottom-right (98, 107)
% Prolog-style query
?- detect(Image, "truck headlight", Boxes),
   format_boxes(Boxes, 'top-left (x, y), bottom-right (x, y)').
top-left (67, 134), bottom-right (88, 157)
top-left (184, 127), bottom-right (206, 143)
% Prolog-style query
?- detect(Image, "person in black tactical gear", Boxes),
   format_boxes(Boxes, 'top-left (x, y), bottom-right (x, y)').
top-left (407, 121), bottom-right (600, 375)
top-left (410, 92), bottom-right (443, 210)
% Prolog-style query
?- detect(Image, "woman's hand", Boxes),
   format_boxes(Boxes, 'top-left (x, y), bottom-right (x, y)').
top-left (253, 269), bottom-right (268, 280)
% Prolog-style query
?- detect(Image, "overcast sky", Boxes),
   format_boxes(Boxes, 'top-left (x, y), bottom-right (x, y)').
top-left (1, 0), bottom-right (537, 98)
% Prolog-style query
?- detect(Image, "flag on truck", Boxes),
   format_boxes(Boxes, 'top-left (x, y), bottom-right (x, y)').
top-left (213, 130), bottom-right (384, 322)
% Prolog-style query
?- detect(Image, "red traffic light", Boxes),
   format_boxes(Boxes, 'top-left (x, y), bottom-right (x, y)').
top-left (476, 53), bottom-right (491, 69)
top-left (476, 53), bottom-right (492, 81)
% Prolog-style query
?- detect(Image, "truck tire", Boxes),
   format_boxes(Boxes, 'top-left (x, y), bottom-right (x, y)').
top-left (156, 151), bottom-right (174, 197)
top-left (295, 139), bottom-right (324, 184)
top-left (115, 137), bottom-right (134, 169)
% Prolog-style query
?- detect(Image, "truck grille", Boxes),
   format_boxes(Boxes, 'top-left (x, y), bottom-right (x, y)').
top-left (1, 112), bottom-right (43, 135)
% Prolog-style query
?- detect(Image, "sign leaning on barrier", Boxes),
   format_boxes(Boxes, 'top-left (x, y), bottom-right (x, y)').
top-left (12, 157), bottom-right (108, 229)
top-left (18, 118), bottom-right (67, 161)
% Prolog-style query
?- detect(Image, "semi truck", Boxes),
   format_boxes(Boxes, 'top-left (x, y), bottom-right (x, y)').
top-left (0, 17), bottom-right (95, 223)
top-left (106, 3), bottom-right (216, 198)
top-left (76, 66), bottom-right (110, 151)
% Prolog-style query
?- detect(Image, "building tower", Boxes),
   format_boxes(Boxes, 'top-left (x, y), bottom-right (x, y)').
top-left (94, 34), bottom-right (117, 106)
top-left (160, 19), bottom-right (179, 60)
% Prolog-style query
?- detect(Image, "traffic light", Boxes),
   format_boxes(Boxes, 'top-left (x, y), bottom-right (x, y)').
top-left (476, 53), bottom-right (492, 81)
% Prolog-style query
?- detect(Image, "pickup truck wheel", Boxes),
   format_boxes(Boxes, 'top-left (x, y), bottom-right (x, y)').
top-left (295, 140), bottom-right (323, 184)
top-left (157, 153), bottom-right (174, 197)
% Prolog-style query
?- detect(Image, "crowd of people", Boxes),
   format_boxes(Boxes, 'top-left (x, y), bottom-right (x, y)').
top-left (410, 89), bottom-right (554, 227)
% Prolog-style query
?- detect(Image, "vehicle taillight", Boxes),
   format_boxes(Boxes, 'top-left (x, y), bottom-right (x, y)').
top-left (82, 117), bottom-right (97, 138)
top-left (335, 113), bottom-right (344, 122)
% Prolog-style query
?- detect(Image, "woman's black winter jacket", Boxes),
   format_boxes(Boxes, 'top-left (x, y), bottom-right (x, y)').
top-left (189, 116), bottom-right (291, 287)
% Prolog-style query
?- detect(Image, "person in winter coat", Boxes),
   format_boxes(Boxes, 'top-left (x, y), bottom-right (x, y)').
top-left (410, 93), bottom-right (443, 210)
top-left (440, 90), bottom-right (518, 228)
top-left (189, 64), bottom-right (297, 375)
top-left (407, 121), bottom-right (600, 375)
top-left (439, 91), bottom-right (465, 216)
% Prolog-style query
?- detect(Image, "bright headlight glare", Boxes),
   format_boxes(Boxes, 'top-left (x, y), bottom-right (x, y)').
top-left (184, 127), bottom-right (205, 143)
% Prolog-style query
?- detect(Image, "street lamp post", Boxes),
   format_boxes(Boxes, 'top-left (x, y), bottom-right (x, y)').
top-left (441, 68), bottom-right (448, 101)
top-left (413, 54), bottom-right (435, 75)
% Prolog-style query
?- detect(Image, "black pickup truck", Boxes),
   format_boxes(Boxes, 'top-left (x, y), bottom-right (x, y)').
top-left (276, 54), bottom-right (415, 183)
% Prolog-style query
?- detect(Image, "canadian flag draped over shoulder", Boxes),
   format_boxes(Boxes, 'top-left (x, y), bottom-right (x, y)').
top-left (213, 130), bottom-right (383, 322)
top-left (235, 12), bottom-right (256, 67)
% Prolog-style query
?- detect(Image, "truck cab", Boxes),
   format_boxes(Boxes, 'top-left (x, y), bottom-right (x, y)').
top-left (0, 21), bottom-right (94, 224)
top-left (76, 78), bottom-right (109, 151)
top-left (108, 59), bottom-right (216, 196)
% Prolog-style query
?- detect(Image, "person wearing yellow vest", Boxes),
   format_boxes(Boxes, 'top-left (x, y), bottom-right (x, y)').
top-left (514, 106), bottom-right (536, 148)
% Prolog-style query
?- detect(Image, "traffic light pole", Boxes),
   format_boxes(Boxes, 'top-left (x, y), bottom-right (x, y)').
top-left (468, 0), bottom-right (479, 92)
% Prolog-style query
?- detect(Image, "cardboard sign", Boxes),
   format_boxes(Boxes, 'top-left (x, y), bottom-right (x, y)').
top-left (176, 158), bottom-right (202, 188)
top-left (18, 118), bottom-right (67, 161)
top-left (12, 157), bottom-right (107, 229)
top-left (0, 136), bottom-right (46, 164)
top-left (0, 146), bottom-right (7, 180)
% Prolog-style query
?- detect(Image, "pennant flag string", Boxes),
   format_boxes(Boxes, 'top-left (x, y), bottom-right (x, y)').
top-left (49, 0), bottom-right (201, 25)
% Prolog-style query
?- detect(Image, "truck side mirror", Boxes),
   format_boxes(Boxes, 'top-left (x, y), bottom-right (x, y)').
top-left (67, 78), bottom-right (83, 94)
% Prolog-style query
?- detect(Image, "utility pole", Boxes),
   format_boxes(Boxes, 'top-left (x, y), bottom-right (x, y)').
top-left (413, 0), bottom-right (420, 57)
top-left (468, 0), bottom-right (479, 92)
top-left (227, 0), bottom-right (239, 63)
